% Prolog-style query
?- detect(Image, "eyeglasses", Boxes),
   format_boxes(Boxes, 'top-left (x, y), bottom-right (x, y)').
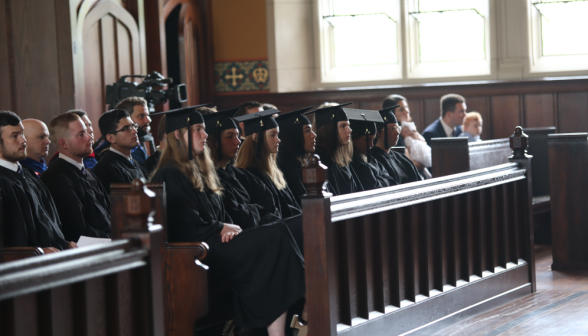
top-left (113, 124), bottom-right (139, 134)
top-left (389, 125), bottom-right (402, 133)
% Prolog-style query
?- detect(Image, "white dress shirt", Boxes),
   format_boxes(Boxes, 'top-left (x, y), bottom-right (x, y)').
top-left (439, 117), bottom-right (456, 137)
top-left (59, 153), bottom-right (85, 171)
top-left (109, 147), bottom-right (133, 162)
top-left (0, 158), bottom-right (20, 172)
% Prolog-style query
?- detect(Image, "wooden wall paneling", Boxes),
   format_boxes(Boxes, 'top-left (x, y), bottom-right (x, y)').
top-left (491, 95), bottom-right (521, 138)
top-left (0, 0), bottom-right (14, 111)
top-left (11, 0), bottom-right (62, 120)
top-left (14, 294), bottom-right (38, 336)
top-left (437, 198), bottom-right (449, 289)
top-left (82, 21), bottom-right (105, 133)
top-left (48, 286), bottom-right (75, 336)
top-left (464, 96), bottom-right (491, 139)
top-left (524, 94), bottom-right (555, 128)
top-left (54, 0), bottom-right (75, 113)
top-left (409, 99), bottom-right (425, 132)
top-left (423, 99), bottom-right (440, 129)
top-left (363, 214), bottom-right (383, 314)
top-left (378, 212), bottom-right (392, 308)
top-left (336, 220), bottom-right (351, 325)
top-left (101, 15), bottom-right (119, 91)
top-left (557, 92), bottom-right (588, 133)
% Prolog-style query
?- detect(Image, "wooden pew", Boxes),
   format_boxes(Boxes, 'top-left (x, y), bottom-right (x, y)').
top-left (547, 132), bottom-right (588, 270)
top-left (431, 137), bottom-right (511, 177)
top-left (110, 183), bottom-right (221, 336)
top-left (302, 127), bottom-right (536, 335)
top-left (525, 127), bottom-right (556, 242)
top-left (0, 179), bottom-right (165, 336)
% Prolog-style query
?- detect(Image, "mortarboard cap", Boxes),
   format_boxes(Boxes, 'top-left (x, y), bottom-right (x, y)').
top-left (233, 109), bottom-right (281, 137)
top-left (202, 107), bottom-right (239, 136)
top-left (151, 104), bottom-right (208, 134)
top-left (346, 108), bottom-right (384, 136)
top-left (378, 105), bottom-right (400, 125)
top-left (150, 104), bottom-right (209, 159)
top-left (304, 102), bottom-right (353, 129)
top-left (275, 106), bottom-right (314, 133)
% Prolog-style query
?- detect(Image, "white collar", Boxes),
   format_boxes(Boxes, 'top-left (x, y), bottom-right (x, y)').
top-left (109, 147), bottom-right (133, 162)
top-left (59, 153), bottom-right (85, 171)
top-left (0, 158), bottom-right (20, 172)
top-left (439, 117), bottom-right (455, 137)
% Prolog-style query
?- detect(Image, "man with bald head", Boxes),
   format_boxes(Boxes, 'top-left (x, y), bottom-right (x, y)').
top-left (19, 119), bottom-right (51, 176)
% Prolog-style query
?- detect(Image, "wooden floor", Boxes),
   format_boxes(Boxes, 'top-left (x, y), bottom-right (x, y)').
top-left (410, 245), bottom-right (588, 336)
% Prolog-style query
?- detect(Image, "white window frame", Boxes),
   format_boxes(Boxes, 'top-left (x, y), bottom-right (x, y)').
top-left (528, 0), bottom-right (588, 74)
top-left (404, 0), bottom-right (492, 79)
top-left (315, 0), bottom-right (403, 83)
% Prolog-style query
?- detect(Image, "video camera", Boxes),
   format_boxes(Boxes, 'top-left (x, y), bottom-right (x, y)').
top-left (105, 71), bottom-right (187, 110)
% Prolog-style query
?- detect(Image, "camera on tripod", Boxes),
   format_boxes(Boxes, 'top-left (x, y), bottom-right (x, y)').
top-left (105, 71), bottom-right (188, 110)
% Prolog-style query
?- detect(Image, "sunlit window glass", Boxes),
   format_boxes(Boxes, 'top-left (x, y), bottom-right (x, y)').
top-left (534, 0), bottom-right (588, 56)
top-left (411, 0), bottom-right (486, 63)
top-left (324, 0), bottom-right (398, 67)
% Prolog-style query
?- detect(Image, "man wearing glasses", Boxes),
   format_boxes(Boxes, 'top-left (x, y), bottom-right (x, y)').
top-left (92, 109), bottom-right (148, 195)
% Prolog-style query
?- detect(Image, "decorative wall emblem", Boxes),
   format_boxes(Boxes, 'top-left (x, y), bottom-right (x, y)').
top-left (214, 60), bottom-right (270, 94)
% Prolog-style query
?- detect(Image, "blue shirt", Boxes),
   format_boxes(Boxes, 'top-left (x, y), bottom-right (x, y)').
top-left (459, 131), bottom-right (481, 142)
top-left (19, 157), bottom-right (47, 176)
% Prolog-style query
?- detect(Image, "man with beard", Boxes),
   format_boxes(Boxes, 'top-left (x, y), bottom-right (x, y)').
top-left (19, 119), bottom-right (51, 175)
top-left (116, 97), bottom-right (152, 163)
top-left (48, 110), bottom-right (98, 169)
top-left (0, 111), bottom-right (76, 251)
top-left (42, 113), bottom-right (111, 242)
top-left (92, 109), bottom-right (148, 194)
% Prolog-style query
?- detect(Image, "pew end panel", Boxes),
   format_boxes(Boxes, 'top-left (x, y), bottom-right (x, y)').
top-left (431, 137), bottom-right (470, 177)
top-left (302, 127), bottom-right (536, 335)
top-left (548, 133), bottom-right (588, 270)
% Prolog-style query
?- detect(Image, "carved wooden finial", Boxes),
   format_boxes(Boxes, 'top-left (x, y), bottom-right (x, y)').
top-left (509, 126), bottom-right (529, 159)
top-left (123, 178), bottom-right (155, 233)
top-left (302, 154), bottom-right (328, 197)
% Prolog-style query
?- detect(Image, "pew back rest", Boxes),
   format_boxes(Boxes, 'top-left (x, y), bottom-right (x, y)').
top-left (525, 127), bottom-right (556, 197)
top-left (301, 138), bottom-right (536, 336)
top-left (111, 183), bottom-right (167, 239)
top-left (431, 137), bottom-right (511, 177)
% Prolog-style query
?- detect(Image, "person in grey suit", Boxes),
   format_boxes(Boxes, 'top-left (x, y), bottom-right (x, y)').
top-left (422, 93), bottom-right (467, 146)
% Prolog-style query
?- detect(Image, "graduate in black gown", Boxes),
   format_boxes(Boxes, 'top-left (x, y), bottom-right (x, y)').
top-left (92, 109), bottom-right (148, 194)
top-left (234, 110), bottom-right (302, 219)
top-left (370, 106), bottom-right (422, 184)
top-left (200, 106), bottom-right (281, 230)
top-left (348, 109), bottom-right (397, 190)
top-left (306, 103), bottom-right (364, 195)
top-left (0, 111), bottom-right (76, 252)
top-left (275, 106), bottom-right (316, 206)
top-left (41, 113), bottom-right (111, 242)
top-left (149, 106), bottom-right (305, 334)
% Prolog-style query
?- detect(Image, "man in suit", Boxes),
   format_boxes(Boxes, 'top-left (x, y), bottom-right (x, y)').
top-left (422, 93), bottom-right (467, 146)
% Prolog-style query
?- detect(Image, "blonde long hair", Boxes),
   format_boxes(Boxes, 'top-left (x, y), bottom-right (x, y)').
top-left (235, 132), bottom-right (287, 190)
top-left (315, 123), bottom-right (353, 167)
top-left (151, 127), bottom-right (222, 195)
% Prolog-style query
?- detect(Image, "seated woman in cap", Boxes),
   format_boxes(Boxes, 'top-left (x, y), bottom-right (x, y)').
top-left (349, 114), bottom-right (397, 190)
top-left (149, 106), bottom-right (305, 335)
top-left (234, 110), bottom-right (302, 220)
top-left (310, 103), bottom-right (364, 195)
top-left (370, 107), bottom-right (422, 184)
top-left (275, 107), bottom-right (316, 206)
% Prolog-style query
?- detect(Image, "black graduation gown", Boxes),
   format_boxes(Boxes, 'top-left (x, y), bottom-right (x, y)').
top-left (277, 154), bottom-right (306, 207)
top-left (92, 150), bottom-right (148, 194)
top-left (246, 167), bottom-right (302, 219)
top-left (314, 150), bottom-right (364, 196)
top-left (151, 163), bottom-right (305, 328)
top-left (144, 150), bottom-right (162, 176)
top-left (370, 146), bottom-right (421, 184)
top-left (350, 153), bottom-right (397, 190)
top-left (41, 158), bottom-right (111, 242)
top-left (217, 165), bottom-right (281, 230)
top-left (0, 166), bottom-right (68, 249)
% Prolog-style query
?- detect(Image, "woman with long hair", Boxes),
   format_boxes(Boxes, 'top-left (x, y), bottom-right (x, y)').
top-left (275, 106), bottom-right (316, 206)
top-left (150, 106), bottom-right (305, 336)
top-left (308, 103), bottom-right (364, 195)
top-left (348, 110), bottom-right (397, 190)
top-left (199, 106), bottom-right (281, 230)
top-left (370, 106), bottom-right (421, 184)
top-left (234, 110), bottom-right (302, 219)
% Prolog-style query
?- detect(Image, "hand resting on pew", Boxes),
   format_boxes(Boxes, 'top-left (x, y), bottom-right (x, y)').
top-left (41, 241), bottom-right (78, 254)
top-left (220, 223), bottom-right (242, 243)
